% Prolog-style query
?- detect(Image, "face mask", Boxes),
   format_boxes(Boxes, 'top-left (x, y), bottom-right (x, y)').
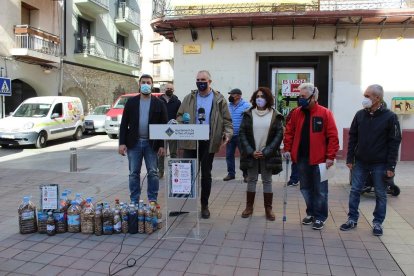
top-left (165, 89), bottom-right (173, 97)
top-left (298, 98), bottom-right (310, 108)
top-left (140, 84), bottom-right (152, 95)
top-left (256, 98), bottom-right (266, 108)
top-left (298, 92), bottom-right (315, 108)
top-left (196, 81), bottom-right (208, 91)
top-left (228, 96), bottom-right (234, 103)
top-left (362, 97), bottom-right (373, 108)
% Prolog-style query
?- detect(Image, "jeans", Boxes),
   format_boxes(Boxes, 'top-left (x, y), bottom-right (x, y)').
top-left (348, 161), bottom-right (387, 224)
top-left (158, 140), bottom-right (178, 173)
top-left (225, 135), bottom-right (247, 177)
top-left (297, 158), bottom-right (329, 221)
top-left (247, 159), bottom-right (273, 193)
top-left (290, 162), bottom-right (299, 183)
top-left (127, 139), bottom-right (159, 203)
top-left (183, 140), bottom-right (215, 207)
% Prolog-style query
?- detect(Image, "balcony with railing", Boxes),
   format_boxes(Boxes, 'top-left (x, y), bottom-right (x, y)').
top-left (11, 25), bottom-right (61, 64)
top-left (74, 33), bottom-right (140, 68)
top-left (152, 0), bottom-right (414, 41)
top-left (74, 0), bottom-right (109, 15)
top-left (153, 0), bottom-right (413, 18)
top-left (115, 2), bottom-right (140, 31)
top-left (150, 53), bottom-right (173, 62)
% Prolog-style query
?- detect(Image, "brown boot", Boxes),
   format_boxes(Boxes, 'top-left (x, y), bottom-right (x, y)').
top-left (263, 193), bottom-right (275, 221)
top-left (241, 191), bottom-right (255, 218)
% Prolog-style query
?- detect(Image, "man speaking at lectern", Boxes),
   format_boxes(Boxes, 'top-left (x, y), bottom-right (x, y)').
top-left (177, 70), bottom-right (233, 219)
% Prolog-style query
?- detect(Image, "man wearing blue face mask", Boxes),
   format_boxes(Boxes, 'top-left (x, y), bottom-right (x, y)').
top-left (340, 84), bottom-right (401, 236)
top-left (283, 83), bottom-right (339, 230)
top-left (176, 70), bottom-right (233, 219)
top-left (118, 74), bottom-right (168, 204)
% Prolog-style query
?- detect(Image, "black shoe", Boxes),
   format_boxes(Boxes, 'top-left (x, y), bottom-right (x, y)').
top-left (302, 216), bottom-right (314, 225)
top-left (312, 220), bottom-right (325, 230)
top-left (243, 176), bottom-right (248, 183)
top-left (223, 175), bottom-right (235, 181)
top-left (287, 180), bottom-right (299, 187)
top-left (372, 223), bottom-right (383, 236)
top-left (158, 171), bottom-right (164, 179)
top-left (201, 206), bottom-right (210, 219)
top-left (340, 220), bottom-right (357, 231)
top-left (169, 211), bottom-right (189, 217)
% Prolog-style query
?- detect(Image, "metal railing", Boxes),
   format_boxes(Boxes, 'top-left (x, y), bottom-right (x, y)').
top-left (152, 0), bottom-right (412, 18)
top-left (14, 25), bottom-right (60, 56)
top-left (74, 34), bottom-right (140, 67)
top-left (117, 2), bottom-right (140, 26)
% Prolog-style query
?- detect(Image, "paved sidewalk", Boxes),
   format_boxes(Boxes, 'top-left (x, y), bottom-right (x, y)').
top-left (0, 139), bottom-right (413, 276)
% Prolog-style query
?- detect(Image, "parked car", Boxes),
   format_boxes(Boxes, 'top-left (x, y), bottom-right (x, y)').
top-left (0, 96), bottom-right (84, 148)
top-left (105, 93), bottom-right (162, 139)
top-left (84, 105), bottom-right (110, 134)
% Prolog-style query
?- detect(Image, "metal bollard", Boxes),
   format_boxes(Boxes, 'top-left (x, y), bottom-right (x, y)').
top-left (70, 147), bottom-right (77, 172)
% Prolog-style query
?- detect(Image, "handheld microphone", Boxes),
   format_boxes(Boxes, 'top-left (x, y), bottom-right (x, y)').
top-left (198, 108), bottom-right (206, 124)
top-left (182, 113), bottom-right (190, 124)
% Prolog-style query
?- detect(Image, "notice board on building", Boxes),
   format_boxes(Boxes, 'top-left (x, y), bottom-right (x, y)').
top-left (391, 97), bottom-right (414, 115)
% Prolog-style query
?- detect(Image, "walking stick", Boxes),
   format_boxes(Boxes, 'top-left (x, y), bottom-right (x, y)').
top-left (282, 158), bottom-right (289, 271)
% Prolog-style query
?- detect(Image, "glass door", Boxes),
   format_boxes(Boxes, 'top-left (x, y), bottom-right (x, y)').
top-left (271, 68), bottom-right (314, 116)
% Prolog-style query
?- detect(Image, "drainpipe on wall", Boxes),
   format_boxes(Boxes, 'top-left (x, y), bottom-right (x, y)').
top-left (58, 0), bottom-right (65, 96)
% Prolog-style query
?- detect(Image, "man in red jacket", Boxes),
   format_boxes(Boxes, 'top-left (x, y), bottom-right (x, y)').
top-left (283, 83), bottom-right (339, 230)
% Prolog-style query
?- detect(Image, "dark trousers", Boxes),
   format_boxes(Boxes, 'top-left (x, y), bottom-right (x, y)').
top-left (183, 140), bottom-right (215, 207)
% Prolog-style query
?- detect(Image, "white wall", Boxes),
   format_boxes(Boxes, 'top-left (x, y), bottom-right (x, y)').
top-left (171, 25), bottom-right (414, 149)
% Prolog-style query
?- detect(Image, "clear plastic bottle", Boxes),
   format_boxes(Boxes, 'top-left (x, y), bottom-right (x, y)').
top-left (114, 198), bottom-right (120, 210)
top-left (18, 196), bottom-right (37, 234)
top-left (54, 192), bottom-right (68, 233)
top-left (94, 204), bottom-right (103, 236)
top-left (37, 210), bottom-right (47, 234)
top-left (144, 205), bottom-right (153, 234)
top-left (128, 204), bottom-right (138, 234)
top-left (150, 202), bottom-right (158, 232)
top-left (46, 212), bottom-right (56, 236)
top-left (113, 207), bottom-right (122, 234)
top-left (120, 203), bottom-right (129, 234)
top-left (137, 201), bottom-right (145, 234)
top-left (67, 200), bottom-right (81, 233)
top-left (102, 203), bottom-right (113, 235)
top-left (156, 204), bottom-right (163, 230)
top-left (81, 197), bottom-right (95, 234)
top-left (74, 193), bottom-right (85, 207)
top-left (65, 189), bottom-right (73, 206)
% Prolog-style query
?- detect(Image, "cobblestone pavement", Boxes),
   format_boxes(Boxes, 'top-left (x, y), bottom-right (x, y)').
top-left (0, 136), bottom-right (413, 276)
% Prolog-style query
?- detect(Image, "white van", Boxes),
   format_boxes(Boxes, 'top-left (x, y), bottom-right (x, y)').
top-left (0, 96), bottom-right (84, 148)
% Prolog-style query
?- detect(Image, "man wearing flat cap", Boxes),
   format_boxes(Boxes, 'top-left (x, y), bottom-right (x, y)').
top-left (224, 88), bottom-right (251, 182)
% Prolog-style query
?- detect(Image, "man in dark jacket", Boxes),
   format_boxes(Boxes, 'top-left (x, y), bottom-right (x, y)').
top-left (158, 83), bottom-right (181, 178)
top-left (118, 74), bottom-right (168, 203)
top-left (340, 84), bottom-right (401, 236)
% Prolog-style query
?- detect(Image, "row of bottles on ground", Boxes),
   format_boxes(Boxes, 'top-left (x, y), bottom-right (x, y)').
top-left (18, 193), bottom-right (163, 235)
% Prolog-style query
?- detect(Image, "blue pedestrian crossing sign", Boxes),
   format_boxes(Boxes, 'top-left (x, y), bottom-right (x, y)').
top-left (0, 77), bottom-right (12, 96)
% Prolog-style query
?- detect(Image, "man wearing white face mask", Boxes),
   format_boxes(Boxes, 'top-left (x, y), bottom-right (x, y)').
top-left (118, 74), bottom-right (168, 204)
top-left (340, 84), bottom-right (401, 236)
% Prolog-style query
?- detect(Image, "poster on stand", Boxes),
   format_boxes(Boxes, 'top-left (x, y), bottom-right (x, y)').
top-left (40, 184), bottom-right (59, 211)
top-left (168, 159), bottom-right (196, 198)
